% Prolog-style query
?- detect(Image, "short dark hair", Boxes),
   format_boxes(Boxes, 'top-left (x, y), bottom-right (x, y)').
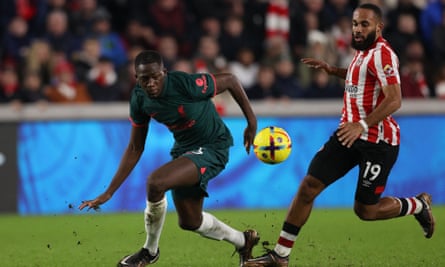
top-left (134, 50), bottom-right (163, 69)
top-left (357, 3), bottom-right (382, 21)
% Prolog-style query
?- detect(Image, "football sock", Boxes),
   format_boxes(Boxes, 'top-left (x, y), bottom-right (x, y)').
top-left (395, 197), bottom-right (423, 216)
top-left (195, 212), bottom-right (244, 248)
top-left (274, 222), bottom-right (300, 257)
top-left (143, 196), bottom-right (167, 255)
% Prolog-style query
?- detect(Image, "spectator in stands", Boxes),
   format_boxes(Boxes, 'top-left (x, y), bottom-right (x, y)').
top-left (193, 35), bottom-right (227, 73)
top-left (70, 0), bottom-right (105, 38)
top-left (228, 47), bottom-right (259, 92)
top-left (431, 9), bottom-right (445, 67)
top-left (72, 37), bottom-right (102, 83)
top-left (16, 70), bottom-right (48, 104)
top-left (247, 65), bottom-right (279, 100)
top-left (90, 9), bottom-right (128, 69)
top-left (121, 19), bottom-right (156, 51)
top-left (86, 56), bottom-right (121, 102)
top-left (220, 15), bottom-right (254, 62)
top-left (386, 13), bottom-right (421, 60)
top-left (0, 66), bottom-right (20, 103)
top-left (274, 58), bottom-right (305, 99)
top-left (43, 9), bottom-right (80, 60)
top-left (304, 68), bottom-right (343, 99)
top-left (45, 60), bottom-right (91, 103)
top-left (156, 35), bottom-right (179, 70)
top-left (2, 16), bottom-right (31, 65)
top-left (328, 15), bottom-right (353, 69)
top-left (400, 39), bottom-right (430, 98)
top-left (199, 16), bottom-right (222, 40)
top-left (433, 64), bottom-right (445, 98)
top-left (420, 0), bottom-right (445, 51)
top-left (139, 0), bottom-right (196, 58)
top-left (172, 58), bottom-right (195, 73)
top-left (23, 39), bottom-right (53, 85)
top-left (385, 0), bottom-right (422, 37)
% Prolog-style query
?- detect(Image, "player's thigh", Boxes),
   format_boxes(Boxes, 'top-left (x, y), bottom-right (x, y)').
top-left (308, 133), bottom-right (359, 186)
top-left (150, 156), bottom-right (200, 189)
top-left (172, 146), bottom-right (229, 199)
top-left (355, 141), bottom-right (399, 205)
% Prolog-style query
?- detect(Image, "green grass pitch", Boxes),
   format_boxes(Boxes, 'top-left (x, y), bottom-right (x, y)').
top-left (1, 207), bottom-right (443, 267)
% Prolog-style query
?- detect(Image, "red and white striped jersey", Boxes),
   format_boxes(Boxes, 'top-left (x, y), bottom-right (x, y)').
top-left (341, 36), bottom-right (401, 145)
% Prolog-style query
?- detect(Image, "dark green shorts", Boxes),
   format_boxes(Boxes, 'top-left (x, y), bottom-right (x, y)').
top-left (171, 146), bottom-right (229, 200)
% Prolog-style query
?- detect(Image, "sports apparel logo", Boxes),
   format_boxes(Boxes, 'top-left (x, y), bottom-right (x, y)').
top-left (186, 147), bottom-right (204, 155)
top-left (195, 78), bottom-right (204, 87)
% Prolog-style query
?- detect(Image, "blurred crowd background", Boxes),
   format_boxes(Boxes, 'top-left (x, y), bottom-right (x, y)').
top-left (1, 0), bottom-right (445, 112)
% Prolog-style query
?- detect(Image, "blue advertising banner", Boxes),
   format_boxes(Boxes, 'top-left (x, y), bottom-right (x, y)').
top-left (17, 116), bottom-right (445, 214)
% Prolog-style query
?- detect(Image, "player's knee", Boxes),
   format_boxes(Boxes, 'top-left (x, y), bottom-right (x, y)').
top-left (299, 176), bottom-right (324, 203)
top-left (147, 175), bottom-right (166, 199)
top-left (353, 205), bottom-right (377, 221)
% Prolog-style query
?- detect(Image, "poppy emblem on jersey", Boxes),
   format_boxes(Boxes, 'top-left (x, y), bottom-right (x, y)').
top-left (383, 64), bottom-right (395, 76)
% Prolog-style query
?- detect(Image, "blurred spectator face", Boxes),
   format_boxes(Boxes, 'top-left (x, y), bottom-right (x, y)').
top-left (158, 35), bottom-right (178, 61)
top-left (33, 40), bottom-right (52, 63)
top-left (46, 10), bottom-right (68, 36)
top-left (258, 66), bottom-right (275, 88)
top-left (405, 40), bottom-right (424, 61)
top-left (83, 38), bottom-right (101, 59)
top-left (156, 0), bottom-right (179, 11)
top-left (79, 0), bottom-right (97, 13)
top-left (93, 17), bottom-right (111, 34)
top-left (173, 59), bottom-right (194, 73)
top-left (304, 13), bottom-right (319, 31)
top-left (1, 68), bottom-right (18, 87)
top-left (237, 48), bottom-right (255, 66)
top-left (198, 36), bottom-right (219, 60)
top-left (8, 16), bottom-right (28, 37)
top-left (397, 14), bottom-right (416, 34)
top-left (54, 62), bottom-right (75, 83)
top-left (275, 59), bottom-right (294, 77)
top-left (304, 0), bottom-right (324, 13)
top-left (48, 0), bottom-right (67, 9)
top-left (224, 16), bottom-right (243, 36)
top-left (23, 72), bottom-right (42, 91)
top-left (201, 17), bottom-right (221, 37)
top-left (313, 69), bottom-right (329, 86)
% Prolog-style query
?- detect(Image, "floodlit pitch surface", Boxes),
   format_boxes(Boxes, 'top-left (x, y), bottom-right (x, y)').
top-left (1, 208), bottom-right (443, 267)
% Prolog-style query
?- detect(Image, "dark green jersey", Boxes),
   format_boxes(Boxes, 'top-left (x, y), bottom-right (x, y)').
top-left (130, 71), bottom-right (233, 156)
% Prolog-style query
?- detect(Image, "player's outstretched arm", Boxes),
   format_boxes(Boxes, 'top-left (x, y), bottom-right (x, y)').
top-left (79, 125), bottom-right (148, 211)
top-left (213, 73), bottom-right (257, 154)
top-left (301, 58), bottom-right (347, 79)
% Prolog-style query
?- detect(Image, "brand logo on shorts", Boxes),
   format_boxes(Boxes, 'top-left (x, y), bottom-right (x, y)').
top-left (187, 147), bottom-right (204, 155)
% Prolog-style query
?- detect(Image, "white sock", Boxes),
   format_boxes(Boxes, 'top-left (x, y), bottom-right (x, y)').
top-left (194, 212), bottom-right (245, 249)
top-left (143, 197), bottom-right (167, 255)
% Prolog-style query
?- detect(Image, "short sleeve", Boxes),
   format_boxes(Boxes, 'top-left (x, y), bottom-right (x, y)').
top-left (185, 73), bottom-right (217, 100)
top-left (370, 46), bottom-right (401, 87)
top-left (129, 89), bottom-right (149, 127)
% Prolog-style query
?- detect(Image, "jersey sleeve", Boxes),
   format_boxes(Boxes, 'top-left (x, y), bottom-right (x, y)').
top-left (129, 89), bottom-right (149, 127)
top-left (370, 46), bottom-right (401, 87)
top-left (185, 73), bottom-right (217, 100)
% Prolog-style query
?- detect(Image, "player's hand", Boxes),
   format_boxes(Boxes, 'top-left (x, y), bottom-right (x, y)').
top-left (301, 58), bottom-right (333, 73)
top-left (336, 122), bottom-right (363, 148)
top-left (243, 123), bottom-right (257, 154)
top-left (78, 192), bottom-right (112, 211)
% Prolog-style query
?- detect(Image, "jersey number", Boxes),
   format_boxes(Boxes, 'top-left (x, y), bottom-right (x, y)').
top-left (363, 161), bottom-right (381, 181)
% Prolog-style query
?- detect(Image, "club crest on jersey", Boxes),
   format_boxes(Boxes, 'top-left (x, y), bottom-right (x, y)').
top-left (383, 64), bottom-right (395, 76)
top-left (355, 56), bottom-right (363, 66)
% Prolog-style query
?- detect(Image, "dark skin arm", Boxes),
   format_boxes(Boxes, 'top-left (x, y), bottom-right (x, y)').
top-left (213, 73), bottom-right (257, 154)
top-left (79, 125), bottom-right (148, 210)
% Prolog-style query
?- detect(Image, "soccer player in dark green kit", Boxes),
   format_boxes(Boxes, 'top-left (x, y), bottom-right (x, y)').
top-left (79, 50), bottom-right (259, 267)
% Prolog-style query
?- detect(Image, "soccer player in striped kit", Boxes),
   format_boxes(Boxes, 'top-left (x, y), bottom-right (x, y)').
top-left (244, 3), bottom-right (435, 267)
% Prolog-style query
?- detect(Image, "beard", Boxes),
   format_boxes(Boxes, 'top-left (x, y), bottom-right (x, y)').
top-left (351, 30), bottom-right (377, 51)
